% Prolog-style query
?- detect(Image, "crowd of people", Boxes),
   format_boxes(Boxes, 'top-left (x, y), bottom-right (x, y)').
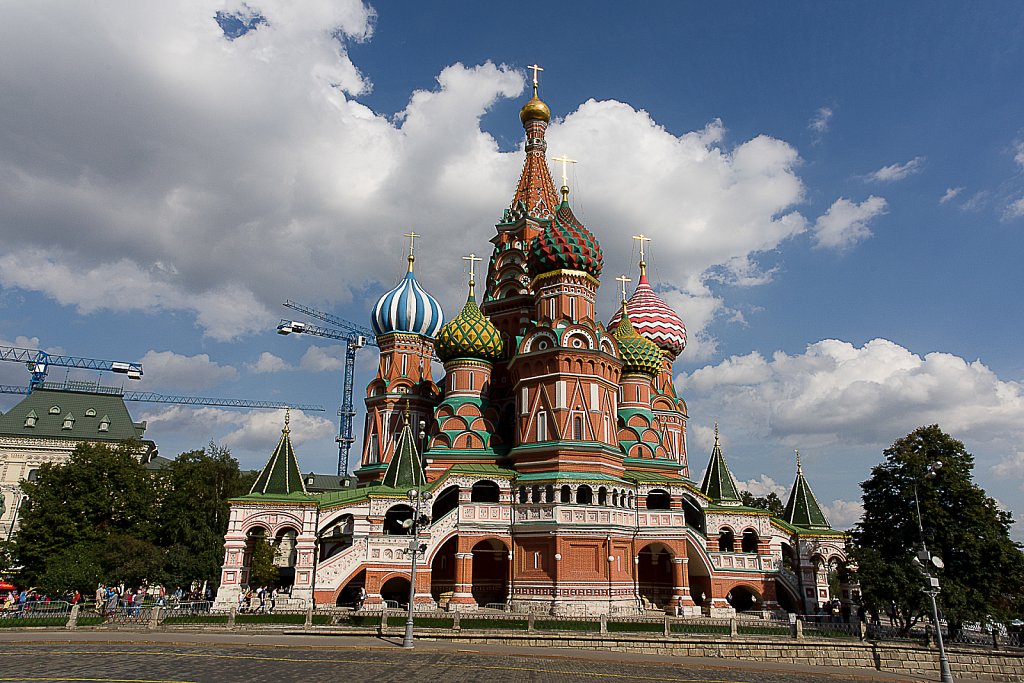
top-left (0, 582), bottom-right (217, 618)
top-left (236, 585), bottom-right (282, 614)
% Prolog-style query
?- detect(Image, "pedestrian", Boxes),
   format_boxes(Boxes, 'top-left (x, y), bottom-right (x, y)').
top-left (356, 586), bottom-right (367, 611)
top-left (268, 587), bottom-right (276, 614)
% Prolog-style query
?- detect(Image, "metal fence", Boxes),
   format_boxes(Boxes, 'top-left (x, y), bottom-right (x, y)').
top-left (0, 600), bottom-right (73, 626)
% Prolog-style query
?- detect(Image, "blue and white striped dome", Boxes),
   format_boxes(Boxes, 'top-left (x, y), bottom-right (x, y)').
top-left (371, 271), bottom-right (444, 338)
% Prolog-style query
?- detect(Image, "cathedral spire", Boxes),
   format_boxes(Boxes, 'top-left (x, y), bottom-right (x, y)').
top-left (783, 450), bottom-right (831, 529)
top-left (510, 64), bottom-right (559, 220)
top-left (250, 410), bottom-right (306, 495)
top-left (699, 422), bottom-right (741, 505)
top-left (382, 405), bottom-right (426, 489)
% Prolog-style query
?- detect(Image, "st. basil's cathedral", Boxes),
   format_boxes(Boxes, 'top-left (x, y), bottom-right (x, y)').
top-left (214, 72), bottom-right (855, 618)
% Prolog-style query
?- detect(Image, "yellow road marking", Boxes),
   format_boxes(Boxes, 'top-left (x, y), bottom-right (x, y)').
top-left (8, 649), bottom-right (750, 682)
top-left (0, 678), bottom-right (196, 683)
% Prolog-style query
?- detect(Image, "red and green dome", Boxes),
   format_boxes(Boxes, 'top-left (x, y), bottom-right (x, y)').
top-left (528, 193), bottom-right (603, 279)
top-left (612, 304), bottom-right (663, 377)
top-left (435, 292), bottom-right (503, 363)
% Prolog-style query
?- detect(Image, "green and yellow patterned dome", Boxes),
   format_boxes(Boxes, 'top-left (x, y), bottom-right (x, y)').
top-left (436, 290), bottom-right (503, 363)
top-left (612, 303), bottom-right (663, 377)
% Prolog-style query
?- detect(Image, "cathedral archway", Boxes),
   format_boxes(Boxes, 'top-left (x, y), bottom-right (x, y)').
top-left (726, 584), bottom-right (762, 612)
top-left (471, 538), bottom-right (509, 608)
top-left (430, 536), bottom-right (458, 606)
top-left (379, 576), bottom-right (411, 607)
top-left (637, 542), bottom-right (674, 610)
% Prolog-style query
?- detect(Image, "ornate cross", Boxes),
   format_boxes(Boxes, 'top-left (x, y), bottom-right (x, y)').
top-left (403, 231), bottom-right (420, 271)
top-left (615, 274), bottom-right (631, 303)
top-left (551, 155), bottom-right (577, 189)
top-left (462, 253), bottom-right (482, 283)
top-left (527, 63), bottom-right (544, 87)
top-left (632, 233), bottom-right (651, 262)
top-left (795, 448), bottom-right (802, 473)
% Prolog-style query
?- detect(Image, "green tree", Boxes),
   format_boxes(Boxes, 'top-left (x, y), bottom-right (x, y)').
top-left (247, 534), bottom-right (279, 587)
top-left (156, 443), bottom-right (252, 585)
top-left (15, 441), bottom-right (157, 587)
top-left (740, 490), bottom-right (785, 516)
top-left (852, 425), bottom-right (1024, 632)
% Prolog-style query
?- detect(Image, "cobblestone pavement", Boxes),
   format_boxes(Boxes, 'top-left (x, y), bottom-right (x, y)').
top-left (1, 636), bottom-right (923, 683)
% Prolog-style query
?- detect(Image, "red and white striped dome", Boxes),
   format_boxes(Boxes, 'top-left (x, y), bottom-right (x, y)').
top-left (607, 273), bottom-right (687, 359)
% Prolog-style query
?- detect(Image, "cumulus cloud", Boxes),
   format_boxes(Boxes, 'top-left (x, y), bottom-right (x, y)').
top-left (865, 157), bottom-right (925, 182)
top-left (939, 187), bottom-right (963, 205)
top-left (680, 338), bottom-right (1024, 448)
top-left (137, 350), bottom-right (238, 391)
top-left (1003, 197), bottom-right (1024, 220)
top-left (0, 4), bottom-right (812, 349)
top-left (738, 474), bottom-right (787, 498)
top-left (248, 351), bottom-right (292, 374)
top-left (811, 196), bottom-right (887, 250)
top-left (821, 499), bottom-right (863, 531)
top-left (300, 345), bottom-right (345, 372)
top-left (992, 451), bottom-right (1024, 487)
top-left (808, 107), bottom-right (833, 136)
top-left (140, 404), bottom-right (334, 462)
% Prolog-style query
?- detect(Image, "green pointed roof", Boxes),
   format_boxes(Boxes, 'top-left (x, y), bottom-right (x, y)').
top-left (250, 411), bottom-right (306, 495)
top-left (382, 413), bottom-right (426, 489)
top-left (783, 452), bottom-right (831, 530)
top-left (699, 424), bottom-right (741, 505)
top-left (435, 287), bottom-right (503, 363)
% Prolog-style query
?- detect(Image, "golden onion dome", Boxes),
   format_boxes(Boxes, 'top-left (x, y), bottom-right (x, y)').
top-left (519, 90), bottom-right (551, 124)
top-left (612, 304), bottom-right (663, 377)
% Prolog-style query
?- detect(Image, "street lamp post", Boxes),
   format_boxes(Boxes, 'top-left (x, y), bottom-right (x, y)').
top-left (911, 461), bottom-right (954, 683)
top-left (402, 487), bottom-right (432, 649)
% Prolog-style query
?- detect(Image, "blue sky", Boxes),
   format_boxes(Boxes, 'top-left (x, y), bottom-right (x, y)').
top-left (1, 1), bottom-right (1022, 537)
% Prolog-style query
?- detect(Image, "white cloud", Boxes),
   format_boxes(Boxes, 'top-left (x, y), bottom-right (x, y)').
top-left (679, 338), bottom-right (1024, 448)
top-left (0, 5), bottom-right (811, 350)
top-left (140, 404), bottom-right (334, 462)
top-left (865, 156), bottom-right (925, 182)
top-left (992, 451), bottom-right (1024, 487)
top-left (300, 345), bottom-right (345, 372)
top-left (811, 196), bottom-right (887, 250)
top-left (138, 350), bottom-right (238, 391)
top-left (1014, 141), bottom-right (1024, 168)
top-left (738, 474), bottom-right (787, 498)
top-left (939, 187), bottom-right (963, 204)
top-left (248, 351), bottom-right (292, 374)
top-left (808, 107), bottom-right (833, 135)
top-left (1003, 197), bottom-right (1024, 220)
top-left (821, 499), bottom-right (863, 531)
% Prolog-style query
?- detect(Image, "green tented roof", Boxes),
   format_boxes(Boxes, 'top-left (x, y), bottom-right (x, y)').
top-left (783, 461), bottom-right (832, 530)
top-left (699, 430), bottom-right (741, 504)
top-left (250, 416), bottom-right (307, 496)
top-left (382, 417), bottom-right (426, 489)
top-left (0, 387), bottom-right (148, 443)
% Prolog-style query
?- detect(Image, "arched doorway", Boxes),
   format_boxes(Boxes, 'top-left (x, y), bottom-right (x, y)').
top-left (471, 539), bottom-right (509, 608)
top-left (273, 526), bottom-right (299, 588)
top-left (471, 480), bottom-right (500, 502)
top-left (726, 584), bottom-right (762, 612)
top-left (432, 485), bottom-right (460, 519)
top-left (430, 536), bottom-right (458, 606)
top-left (383, 504), bottom-right (415, 535)
top-left (380, 576), bottom-right (411, 607)
top-left (337, 569), bottom-right (366, 607)
top-left (320, 515), bottom-right (354, 560)
top-left (637, 543), bottom-right (674, 610)
top-left (646, 489), bottom-right (671, 510)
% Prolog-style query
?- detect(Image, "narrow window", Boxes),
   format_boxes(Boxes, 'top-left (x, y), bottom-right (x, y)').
top-left (401, 354), bottom-right (408, 376)
top-left (590, 384), bottom-right (599, 409)
top-left (521, 387), bottom-right (529, 415)
top-left (573, 414), bottom-right (584, 440)
top-left (468, 372), bottom-right (475, 391)
top-left (536, 411), bottom-right (548, 441)
top-left (556, 381), bottom-right (566, 409)
top-left (533, 552), bottom-right (540, 570)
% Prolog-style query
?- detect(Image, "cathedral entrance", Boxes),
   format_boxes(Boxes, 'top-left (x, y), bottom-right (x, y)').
top-left (726, 584), bottom-right (761, 612)
top-left (430, 536), bottom-right (457, 607)
top-left (637, 543), bottom-right (673, 610)
top-left (471, 538), bottom-right (509, 608)
top-left (379, 576), bottom-right (411, 608)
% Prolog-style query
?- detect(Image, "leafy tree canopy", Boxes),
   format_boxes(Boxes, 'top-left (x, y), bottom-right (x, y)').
top-left (740, 490), bottom-right (785, 517)
top-left (852, 425), bottom-right (1024, 630)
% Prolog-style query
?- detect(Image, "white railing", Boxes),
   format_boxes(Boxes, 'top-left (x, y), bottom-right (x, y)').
top-left (315, 537), bottom-right (367, 590)
top-left (428, 506), bottom-right (460, 547)
top-left (709, 552), bottom-right (776, 572)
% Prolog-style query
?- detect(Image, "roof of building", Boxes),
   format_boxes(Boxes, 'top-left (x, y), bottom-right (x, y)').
top-left (699, 425), bottom-right (742, 505)
top-left (611, 302), bottom-right (663, 377)
top-left (371, 259), bottom-right (444, 339)
top-left (608, 271), bottom-right (687, 359)
top-left (782, 453), bottom-right (832, 530)
top-left (0, 386), bottom-right (149, 443)
top-left (381, 413), bottom-right (426, 489)
top-left (529, 189), bottom-right (603, 280)
top-left (250, 412), bottom-right (307, 496)
top-left (435, 288), bottom-right (502, 363)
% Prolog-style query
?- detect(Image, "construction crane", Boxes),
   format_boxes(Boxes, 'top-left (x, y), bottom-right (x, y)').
top-left (277, 299), bottom-right (377, 476)
top-left (0, 345), bottom-right (142, 391)
top-left (0, 382), bottom-right (324, 412)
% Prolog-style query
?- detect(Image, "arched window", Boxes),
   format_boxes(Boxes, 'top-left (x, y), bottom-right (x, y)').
top-left (545, 485), bottom-right (554, 503)
top-left (645, 489), bottom-right (671, 510)
top-left (742, 529), bottom-right (759, 553)
top-left (572, 414), bottom-right (584, 440)
top-left (718, 529), bottom-right (735, 553)
top-left (612, 490), bottom-right (619, 507)
top-left (536, 410), bottom-right (548, 441)
top-left (598, 487), bottom-right (608, 506)
top-left (432, 485), bottom-right (460, 519)
top-left (384, 504), bottom-right (415, 536)
top-left (576, 485), bottom-right (593, 505)
top-left (518, 487), bottom-right (528, 504)
top-left (560, 485), bottom-right (572, 503)
top-left (470, 480), bottom-right (500, 503)
top-left (531, 485), bottom-right (540, 503)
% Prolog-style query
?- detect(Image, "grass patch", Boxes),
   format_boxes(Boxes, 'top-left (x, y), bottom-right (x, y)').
top-left (533, 619), bottom-right (599, 632)
top-left (670, 622), bottom-right (730, 635)
top-left (235, 613), bottom-right (306, 625)
top-left (804, 628), bottom-right (857, 639)
top-left (0, 617), bottom-right (67, 628)
top-left (459, 618), bottom-right (528, 630)
top-left (738, 625), bottom-right (790, 636)
top-left (76, 616), bottom-right (106, 626)
top-left (312, 615), bottom-right (333, 626)
top-left (344, 614), bottom-right (379, 627)
top-left (384, 616), bottom-right (455, 628)
top-left (162, 615), bottom-right (229, 625)
top-left (608, 621), bottom-right (664, 633)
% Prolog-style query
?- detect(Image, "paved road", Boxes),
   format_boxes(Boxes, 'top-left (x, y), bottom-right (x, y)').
top-left (0, 632), bottom-right (924, 683)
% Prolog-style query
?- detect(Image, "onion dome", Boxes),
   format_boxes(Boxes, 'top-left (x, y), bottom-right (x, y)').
top-left (608, 271), bottom-right (687, 359)
top-left (371, 236), bottom-right (444, 338)
top-left (612, 302), bottom-right (663, 377)
top-left (529, 187), bottom-right (604, 279)
top-left (435, 283), bottom-right (503, 363)
top-left (520, 89), bottom-right (551, 124)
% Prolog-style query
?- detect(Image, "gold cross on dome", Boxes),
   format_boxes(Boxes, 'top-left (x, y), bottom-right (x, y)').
top-left (632, 233), bottom-right (651, 261)
top-left (403, 231), bottom-right (420, 272)
top-left (462, 253), bottom-right (482, 282)
top-left (615, 274), bottom-right (632, 303)
top-left (527, 63), bottom-right (544, 88)
top-left (551, 155), bottom-right (577, 189)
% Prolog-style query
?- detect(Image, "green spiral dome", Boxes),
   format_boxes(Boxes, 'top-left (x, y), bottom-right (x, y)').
top-left (435, 292), bottom-right (503, 363)
top-left (612, 305), bottom-right (663, 377)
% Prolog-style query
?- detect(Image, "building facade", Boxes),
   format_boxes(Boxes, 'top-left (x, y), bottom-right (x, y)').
top-left (215, 82), bottom-right (854, 616)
